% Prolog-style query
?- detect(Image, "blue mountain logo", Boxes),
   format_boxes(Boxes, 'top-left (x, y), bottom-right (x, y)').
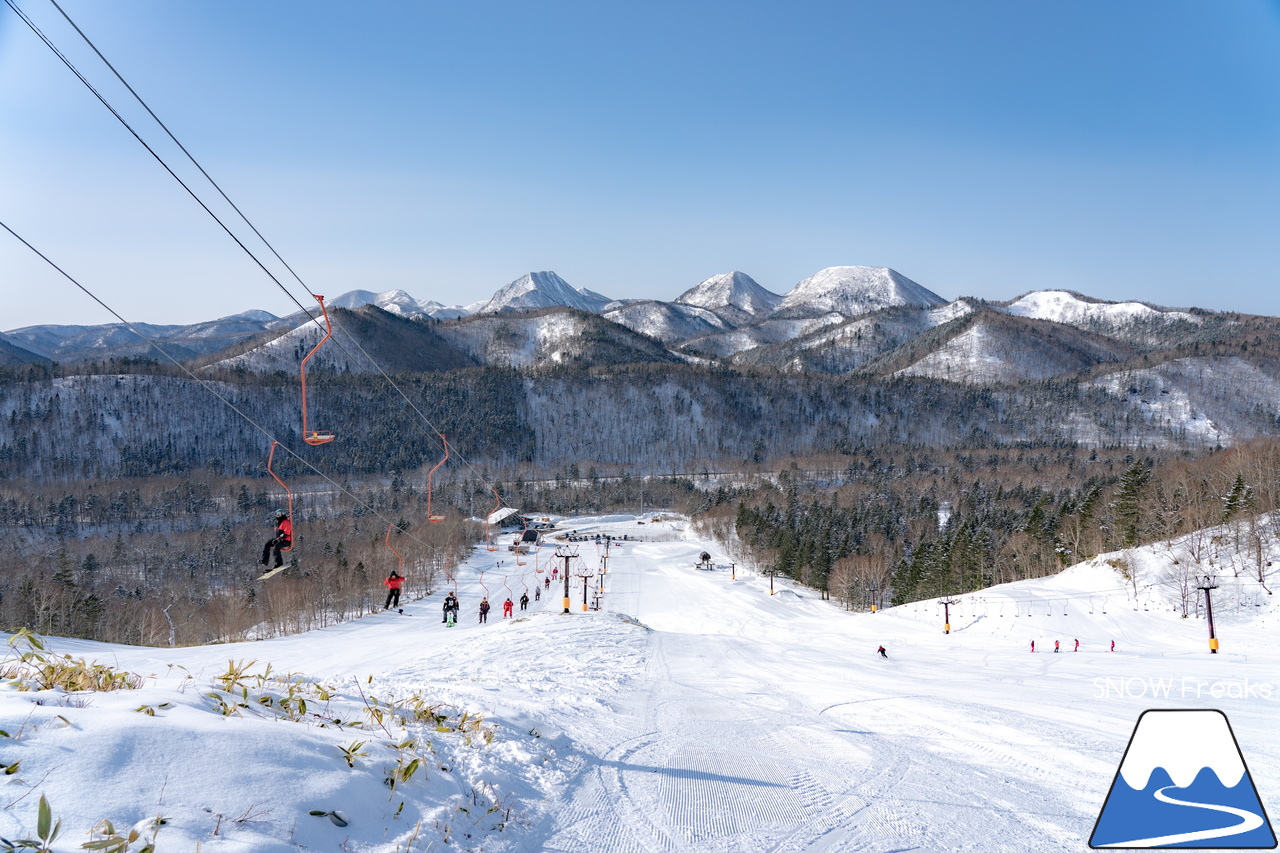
top-left (1091, 710), bottom-right (1276, 848)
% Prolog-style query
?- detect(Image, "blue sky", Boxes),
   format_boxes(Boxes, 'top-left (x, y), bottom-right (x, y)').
top-left (2, 0), bottom-right (1278, 328)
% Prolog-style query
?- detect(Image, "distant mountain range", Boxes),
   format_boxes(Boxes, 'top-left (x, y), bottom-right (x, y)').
top-left (8, 262), bottom-right (1280, 481)
top-left (3, 264), bottom-right (1239, 387)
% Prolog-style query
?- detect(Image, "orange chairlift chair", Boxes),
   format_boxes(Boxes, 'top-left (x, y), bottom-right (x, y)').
top-left (385, 523), bottom-right (404, 576)
top-left (426, 434), bottom-right (449, 522)
top-left (266, 440), bottom-right (294, 554)
top-left (485, 490), bottom-right (502, 552)
top-left (300, 293), bottom-right (336, 446)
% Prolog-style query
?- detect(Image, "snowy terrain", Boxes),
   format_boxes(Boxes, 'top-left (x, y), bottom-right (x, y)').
top-left (470, 273), bottom-right (611, 316)
top-left (673, 272), bottom-right (781, 323)
top-left (891, 314), bottom-right (1132, 384)
top-left (327, 290), bottom-right (466, 321)
top-left (773, 266), bottom-right (947, 318)
top-left (2, 513), bottom-right (1278, 852)
top-left (601, 301), bottom-right (730, 345)
top-left (1003, 291), bottom-right (1199, 328)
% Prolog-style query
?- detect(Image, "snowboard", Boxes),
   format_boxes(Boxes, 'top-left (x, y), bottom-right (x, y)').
top-left (257, 565), bottom-right (289, 581)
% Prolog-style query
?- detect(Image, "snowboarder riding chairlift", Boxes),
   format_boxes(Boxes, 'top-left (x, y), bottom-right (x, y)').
top-left (261, 511), bottom-right (292, 569)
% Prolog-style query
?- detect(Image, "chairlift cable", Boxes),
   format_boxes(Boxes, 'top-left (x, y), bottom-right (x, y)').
top-left (0, 220), bottom-right (459, 559)
top-left (3, 0), bottom-right (319, 324)
top-left (12, 0), bottom-right (502, 494)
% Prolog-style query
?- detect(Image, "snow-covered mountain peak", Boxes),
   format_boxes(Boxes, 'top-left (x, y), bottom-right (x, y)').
top-left (1004, 291), bottom-right (1199, 326)
top-left (475, 271), bottom-right (611, 315)
top-left (327, 289), bottom-right (446, 318)
top-left (675, 271), bottom-right (781, 317)
top-left (226, 309), bottom-right (279, 323)
top-left (776, 266), bottom-right (947, 317)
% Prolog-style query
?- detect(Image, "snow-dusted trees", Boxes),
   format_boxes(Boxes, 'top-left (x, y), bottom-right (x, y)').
top-left (0, 475), bottom-right (474, 644)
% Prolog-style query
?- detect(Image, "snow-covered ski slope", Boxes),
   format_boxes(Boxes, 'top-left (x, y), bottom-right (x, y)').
top-left (2, 513), bottom-right (1278, 852)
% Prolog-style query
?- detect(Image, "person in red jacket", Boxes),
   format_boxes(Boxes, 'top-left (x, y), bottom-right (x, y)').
top-left (384, 571), bottom-right (404, 610)
top-left (503, 597), bottom-right (514, 618)
top-left (261, 511), bottom-right (292, 569)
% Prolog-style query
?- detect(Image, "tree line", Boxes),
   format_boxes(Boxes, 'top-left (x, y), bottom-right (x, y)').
top-left (722, 440), bottom-right (1280, 611)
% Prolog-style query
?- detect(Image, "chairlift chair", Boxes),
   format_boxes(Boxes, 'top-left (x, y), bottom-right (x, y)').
top-left (299, 294), bottom-right (336, 446)
top-left (385, 523), bottom-right (403, 575)
top-left (485, 491), bottom-right (502, 552)
top-left (426, 433), bottom-right (449, 522)
top-left (266, 441), bottom-right (294, 553)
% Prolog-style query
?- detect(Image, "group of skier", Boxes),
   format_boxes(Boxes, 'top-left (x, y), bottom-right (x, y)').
top-left (1029, 639), bottom-right (1116, 652)
top-left (443, 586), bottom-right (538, 625)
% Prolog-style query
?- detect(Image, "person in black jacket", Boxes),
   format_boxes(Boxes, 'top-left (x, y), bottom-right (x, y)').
top-left (478, 597), bottom-right (490, 624)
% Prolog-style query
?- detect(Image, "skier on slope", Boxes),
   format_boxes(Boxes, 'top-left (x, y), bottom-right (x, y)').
top-left (479, 598), bottom-right (490, 624)
top-left (260, 510), bottom-right (292, 570)
top-left (877, 645), bottom-right (888, 659)
top-left (1054, 640), bottom-right (1060, 653)
top-left (503, 597), bottom-right (514, 618)
top-left (1030, 640), bottom-right (1035, 653)
top-left (384, 570), bottom-right (404, 610)
top-left (1074, 638), bottom-right (1079, 652)
top-left (520, 591), bottom-right (529, 611)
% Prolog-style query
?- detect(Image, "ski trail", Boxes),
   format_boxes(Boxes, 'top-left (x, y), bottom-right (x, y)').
top-left (541, 536), bottom-right (948, 853)
top-left (1098, 785), bottom-right (1265, 847)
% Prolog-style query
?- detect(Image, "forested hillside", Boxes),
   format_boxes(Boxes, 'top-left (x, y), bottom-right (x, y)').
top-left (717, 440), bottom-right (1280, 612)
top-left (7, 356), bottom-right (1280, 483)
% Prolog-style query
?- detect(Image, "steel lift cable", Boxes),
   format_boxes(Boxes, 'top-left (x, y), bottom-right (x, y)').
top-left (0, 219), bottom-right (463, 560)
top-left (11, 0), bottom-right (505, 495)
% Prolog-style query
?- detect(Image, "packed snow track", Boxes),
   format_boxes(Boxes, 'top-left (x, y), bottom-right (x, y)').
top-left (2, 513), bottom-right (1277, 852)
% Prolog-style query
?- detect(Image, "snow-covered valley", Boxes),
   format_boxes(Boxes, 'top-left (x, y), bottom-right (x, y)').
top-left (2, 513), bottom-right (1278, 852)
